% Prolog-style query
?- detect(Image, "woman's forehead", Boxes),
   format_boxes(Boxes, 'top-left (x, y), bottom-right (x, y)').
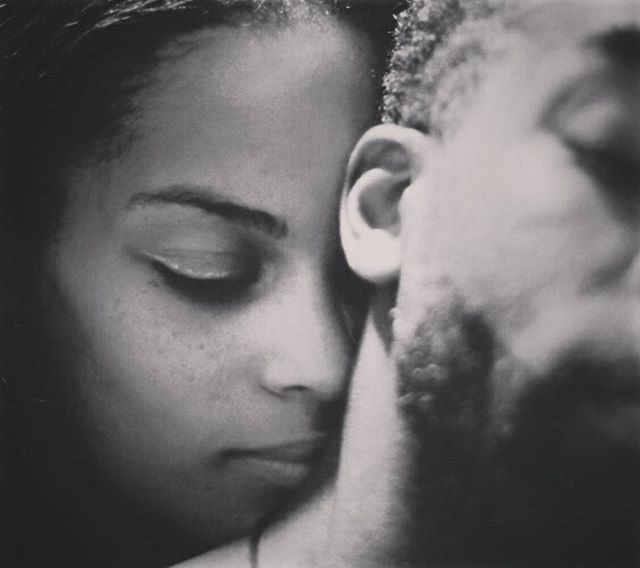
top-left (60, 20), bottom-right (376, 234)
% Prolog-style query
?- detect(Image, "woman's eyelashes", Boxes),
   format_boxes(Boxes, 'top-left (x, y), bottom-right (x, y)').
top-left (144, 248), bottom-right (262, 304)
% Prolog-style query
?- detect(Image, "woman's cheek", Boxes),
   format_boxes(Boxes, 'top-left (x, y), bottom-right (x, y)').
top-left (61, 295), bottom-right (233, 468)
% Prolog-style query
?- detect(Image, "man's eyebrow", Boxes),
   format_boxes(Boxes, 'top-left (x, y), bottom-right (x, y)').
top-left (127, 185), bottom-right (289, 238)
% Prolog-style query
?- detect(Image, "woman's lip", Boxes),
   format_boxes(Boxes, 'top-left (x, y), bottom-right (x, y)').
top-left (222, 437), bottom-right (329, 488)
top-left (224, 436), bottom-right (328, 464)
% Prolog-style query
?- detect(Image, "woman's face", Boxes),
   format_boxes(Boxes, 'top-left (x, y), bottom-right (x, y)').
top-left (35, 20), bottom-right (376, 549)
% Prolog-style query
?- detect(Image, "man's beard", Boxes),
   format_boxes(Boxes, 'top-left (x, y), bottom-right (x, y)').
top-left (392, 276), bottom-right (640, 567)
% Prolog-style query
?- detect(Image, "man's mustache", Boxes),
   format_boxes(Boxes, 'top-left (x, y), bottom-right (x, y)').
top-left (485, 354), bottom-right (640, 567)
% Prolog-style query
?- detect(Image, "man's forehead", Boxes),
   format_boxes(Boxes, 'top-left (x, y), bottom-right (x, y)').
top-left (516, 0), bottom-right (640, 50)
top-left (485, 0), bottom-right (640, 105)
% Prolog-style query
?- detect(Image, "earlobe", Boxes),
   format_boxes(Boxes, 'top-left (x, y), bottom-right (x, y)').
top-left (340, 124), bottom-right (430, 285)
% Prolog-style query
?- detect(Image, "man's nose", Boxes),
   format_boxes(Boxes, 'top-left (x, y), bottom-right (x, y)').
top-left (260, 275), bottom-right (351, 401)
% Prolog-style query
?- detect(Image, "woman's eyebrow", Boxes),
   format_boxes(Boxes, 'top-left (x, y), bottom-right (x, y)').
top-left (127, 185), bottom-right (289, 239)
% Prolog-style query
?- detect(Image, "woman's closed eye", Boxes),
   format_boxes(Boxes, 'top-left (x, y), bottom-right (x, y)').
top-left (143, 248), bottom-right (262, 304)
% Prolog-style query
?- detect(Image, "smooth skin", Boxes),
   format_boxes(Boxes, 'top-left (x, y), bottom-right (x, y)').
top-left (29, 19), bottom-right (378, 556)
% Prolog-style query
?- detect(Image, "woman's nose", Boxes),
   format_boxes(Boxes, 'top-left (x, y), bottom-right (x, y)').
top-left (260, 277), bottom-right (352, 401)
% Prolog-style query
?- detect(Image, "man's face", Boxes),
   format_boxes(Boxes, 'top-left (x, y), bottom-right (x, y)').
top-left (394, 1), bottom-right (640, 563)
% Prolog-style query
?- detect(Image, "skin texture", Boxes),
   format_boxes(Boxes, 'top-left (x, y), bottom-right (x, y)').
top-left (321, 1), bottom-right (640, 567)
top-left (24, 19), bottom-right (377, 564)
top-left (170, 3), bottom-right (640, 566)
top-left (397, 0), bottom-right (640, 461)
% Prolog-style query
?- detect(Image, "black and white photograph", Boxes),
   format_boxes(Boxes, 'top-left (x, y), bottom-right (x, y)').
top-left (1, 0), bottom-right (639, 566)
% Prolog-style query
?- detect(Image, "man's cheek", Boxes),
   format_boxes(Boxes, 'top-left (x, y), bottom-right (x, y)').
top-left (418, 161), bottom-right (628, 338)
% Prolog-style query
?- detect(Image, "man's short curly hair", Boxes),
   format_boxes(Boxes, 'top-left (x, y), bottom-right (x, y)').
top-left (383, 0), bottom-right (526, 137)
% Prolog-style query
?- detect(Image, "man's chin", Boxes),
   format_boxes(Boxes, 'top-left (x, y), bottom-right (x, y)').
top-left (393, 286), bottom-right (640, 567)
top-left (484, 361), bottom-right (640, 567)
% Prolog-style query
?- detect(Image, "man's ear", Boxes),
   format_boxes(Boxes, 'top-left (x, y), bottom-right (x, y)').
top-left (340, 124), bottom-right (430, 284)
